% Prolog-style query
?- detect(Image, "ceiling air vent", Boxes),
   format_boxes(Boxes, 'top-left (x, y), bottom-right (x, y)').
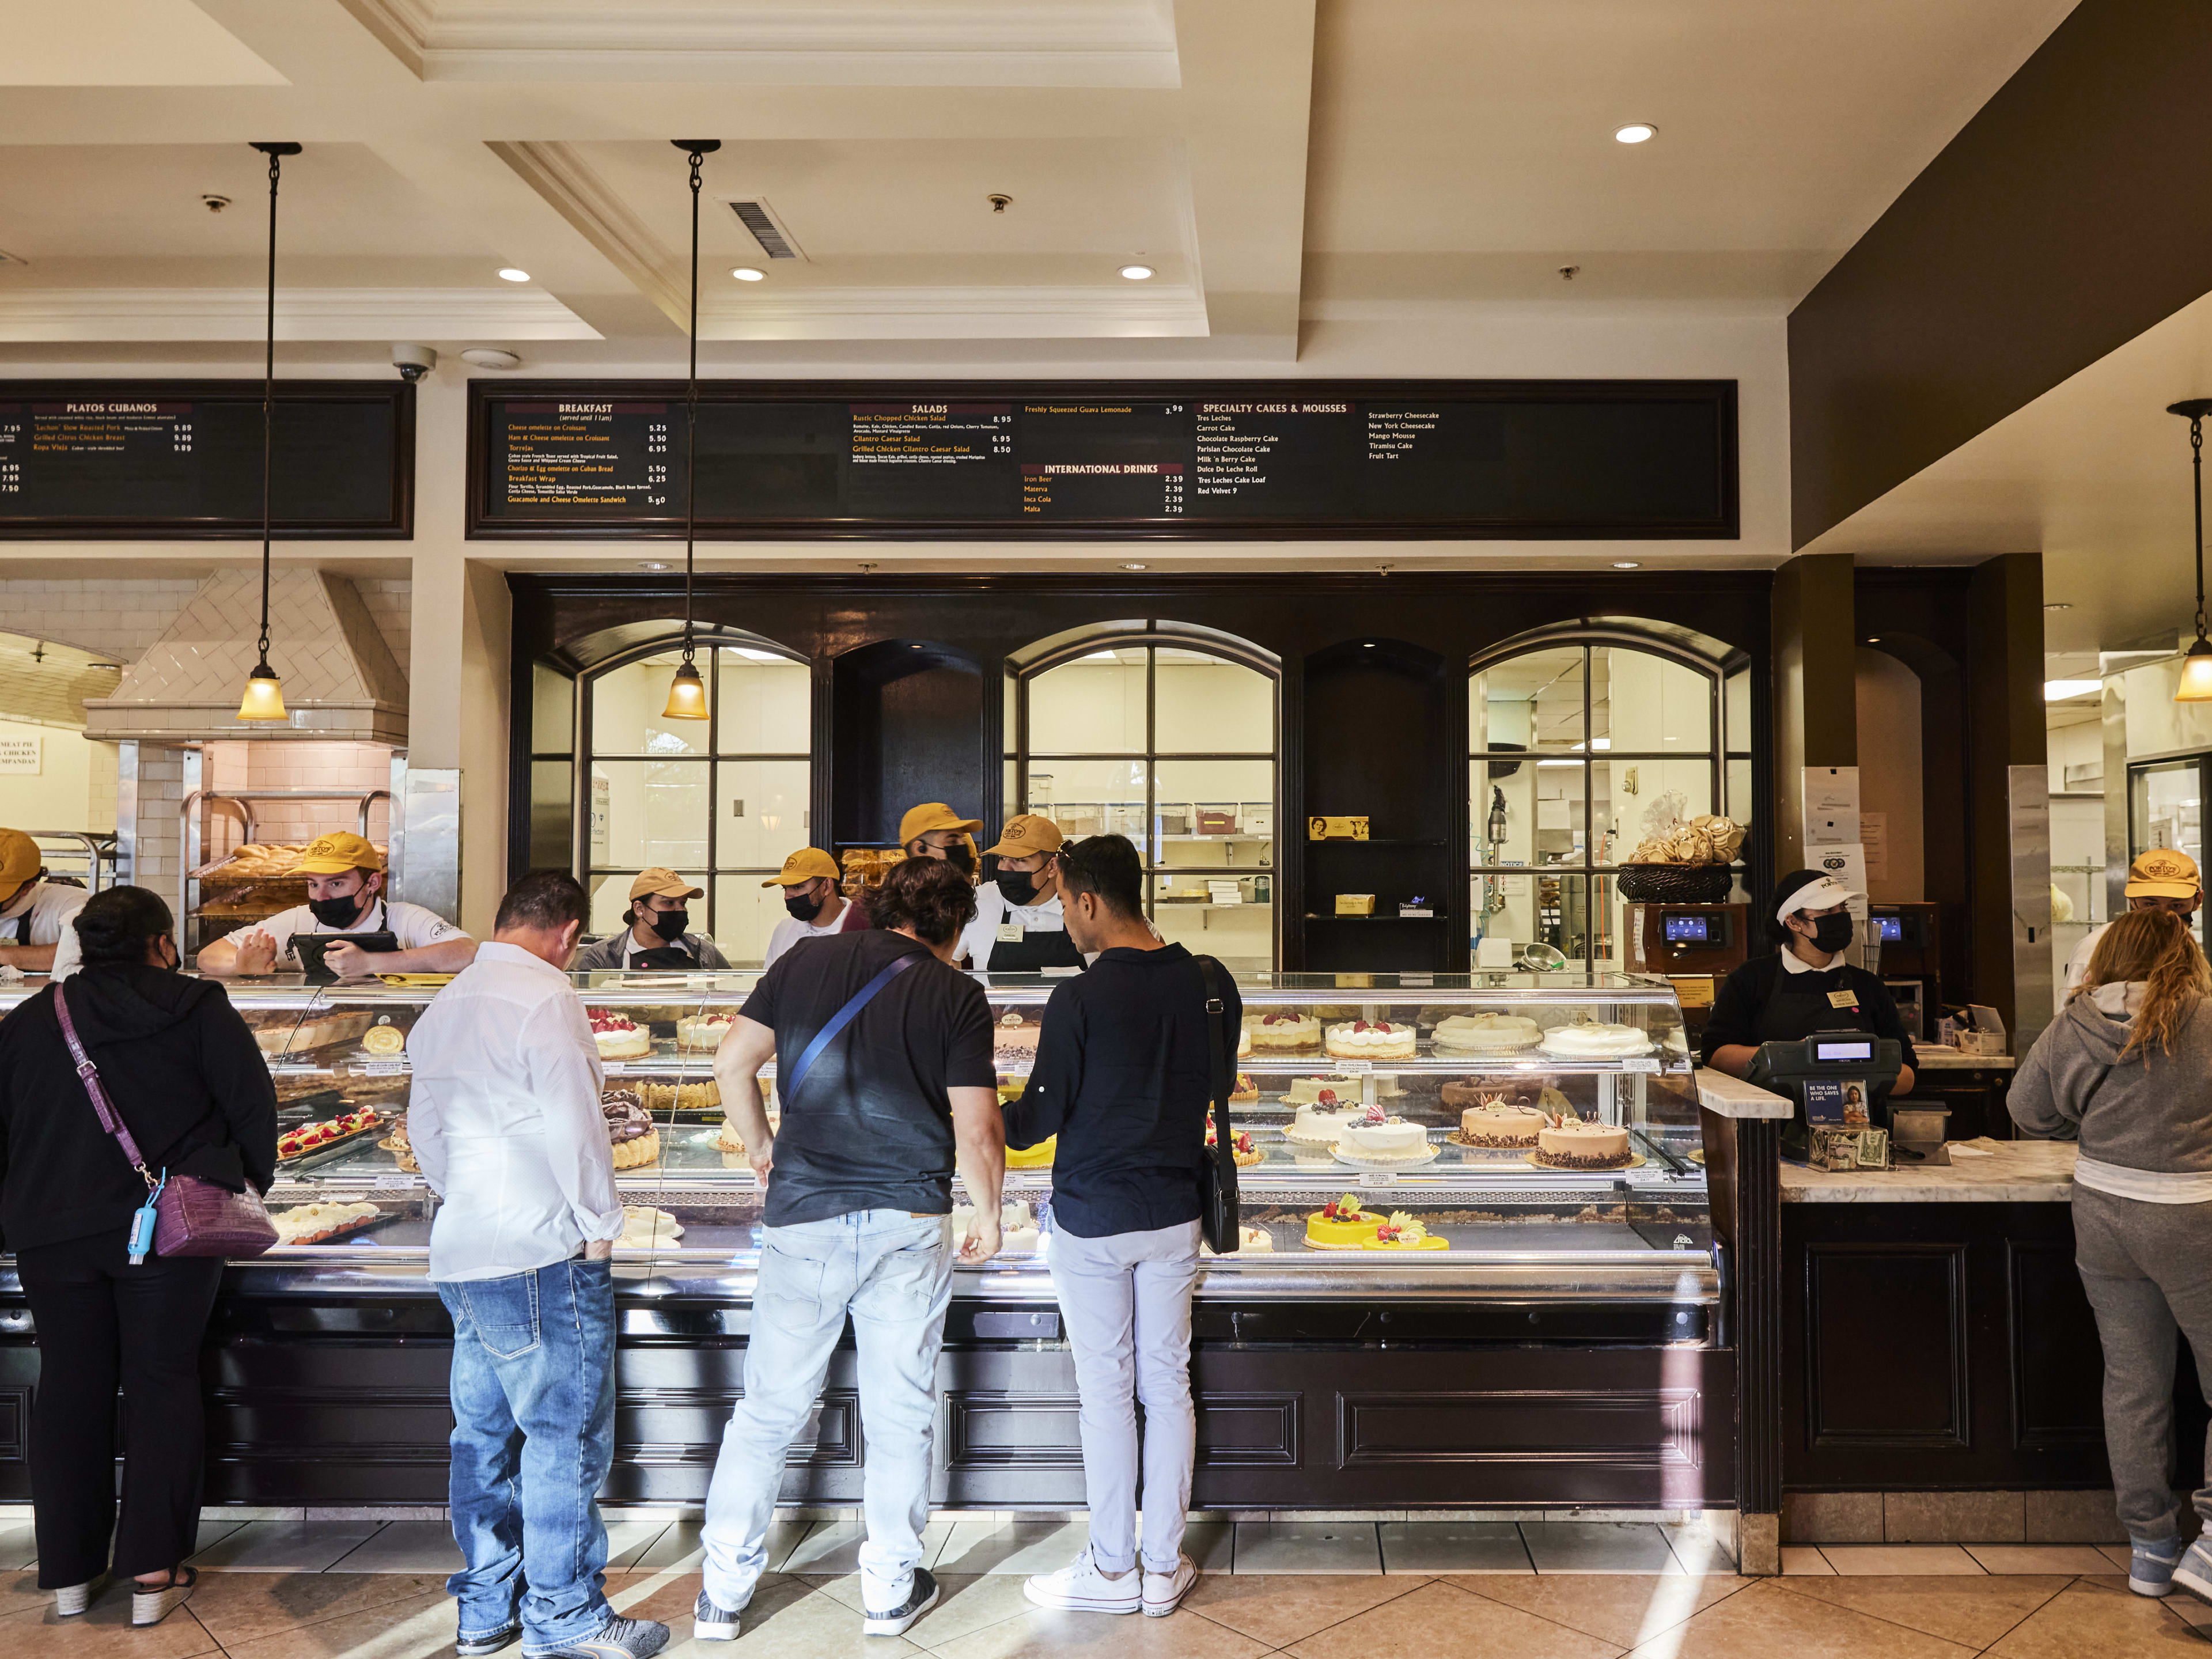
top-left (726, 199), bottom-right (803, 260)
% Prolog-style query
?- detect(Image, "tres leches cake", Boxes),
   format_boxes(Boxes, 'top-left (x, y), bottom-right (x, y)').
top-left (1432, 1013), bottom-right (1543, 1053)
top-left (1304, 1194), bottom-right (1384, 1249)
top-left (601, 1088), bottom-right (661, 1170)
top-left (1459, 1101), bottom-right (1548, 1147)
top-left (1245, 1010), bottom-right (1321, 1050)
top-left (1324, 1019), bottom-right (1417, 1060)
top-left (590, 1013), bottom-right (652, 1060)
top-left (1334, 1103), bottom-right (1429, 1161)
top-left (1363, 1211), bottom-right (1448, 1252)
top-left (1534, 1116), bottom-right (1635, 1169)
top-left (676, 1013), bottom-right (734, 1052)
top-left (1539, 1021), bottom-right (1654, 1059)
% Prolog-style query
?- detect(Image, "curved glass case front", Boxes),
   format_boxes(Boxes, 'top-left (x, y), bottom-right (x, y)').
top-left (0, 969), bottom-right (1714, 1291)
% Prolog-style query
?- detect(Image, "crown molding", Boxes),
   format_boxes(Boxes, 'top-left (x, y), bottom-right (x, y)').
top-left (0, 287), bottom-right (601, 342)
top-left (488, 140), bottom-right (684, 328)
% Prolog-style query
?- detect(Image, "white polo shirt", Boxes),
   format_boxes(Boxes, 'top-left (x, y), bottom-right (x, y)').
top-left (218, 896), bottom-right (464, 966)
top-left (763, 904), bottom-right (847, 968)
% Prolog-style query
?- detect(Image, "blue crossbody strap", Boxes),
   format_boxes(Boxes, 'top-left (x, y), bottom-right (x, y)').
top-left (782, 950), bottom-right (921, 1104)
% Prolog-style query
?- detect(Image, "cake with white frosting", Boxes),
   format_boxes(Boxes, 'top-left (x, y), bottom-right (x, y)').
top-left (1324, 1019), bottom-right (1416, 1059)
top-left (1335, 1108), bottom-right (1429, 1160)
top-left (1433, 1013), bottom-right (1543, 1052)
top-left (1245, 1010), bottom-right (1321, 1049)
top-left (1539, 1021), bottom-right (1654, 1058)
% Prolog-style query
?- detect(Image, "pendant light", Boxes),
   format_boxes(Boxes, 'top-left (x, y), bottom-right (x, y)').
top-left (237, 141), bottom-right (301, 722)
top-left (2172, 399), bottom-right (2212, 702)
top-left (661, 138), bottom-right (721, 721)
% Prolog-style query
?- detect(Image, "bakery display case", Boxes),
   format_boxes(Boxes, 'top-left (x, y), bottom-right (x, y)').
top-left (0, 968), bottom-right (1744, 1512)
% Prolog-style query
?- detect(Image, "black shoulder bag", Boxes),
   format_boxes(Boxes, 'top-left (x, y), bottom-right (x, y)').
top-left (1195, 955), bottom-right (1241, 1252)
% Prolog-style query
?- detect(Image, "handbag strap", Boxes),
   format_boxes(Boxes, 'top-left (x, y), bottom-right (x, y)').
top-left (51, 982), bottom-right (158, 1191)
top-left (782, 948), bottom-right (920, 1104)
top-left (1195, 955), bottom-right (1234, 1179)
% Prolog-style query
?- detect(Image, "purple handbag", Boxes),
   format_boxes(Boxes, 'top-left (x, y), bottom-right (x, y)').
top-left (52, 982), bottom-right (277, 1260)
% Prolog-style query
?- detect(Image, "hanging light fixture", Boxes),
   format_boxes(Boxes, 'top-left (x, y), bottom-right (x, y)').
top-left (2172, 399), bottom-right (2212, 702)
top-left (661, 138), bottom-right (721, 721)
top-left (237, 141), bottom-right (301, 722)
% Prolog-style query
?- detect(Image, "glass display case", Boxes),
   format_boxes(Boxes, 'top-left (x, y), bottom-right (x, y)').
top-left (0, 969), bottom-right (1710, 1282)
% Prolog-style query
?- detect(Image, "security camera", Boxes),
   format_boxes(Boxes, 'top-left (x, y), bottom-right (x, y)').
top-left (392, 343), bottom-right (437, 382)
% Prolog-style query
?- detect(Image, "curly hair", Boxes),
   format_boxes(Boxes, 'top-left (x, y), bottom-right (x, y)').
top-left (2076, 907), bottom-right (2210, 1059)
top-left (869, 854), bottom-right (978, 946)
top-left (73, 885), bottom-right (176, 965)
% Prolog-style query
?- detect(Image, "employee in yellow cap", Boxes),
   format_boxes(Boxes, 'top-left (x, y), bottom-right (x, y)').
top-left (961, 814), bottom-right (1082, 971)
top-left (2063, 847), bottom-right (2203, 990)
top-left (199, 831), bottom-right (476, 979)
top-left (572, 868), bottom-right (730, 971)
top-left (760, 848), bottom-right (848, 967)
top-left (0, 828), bottom-right (90, 975)
top-left (836, 802), bottom-right (983, 935)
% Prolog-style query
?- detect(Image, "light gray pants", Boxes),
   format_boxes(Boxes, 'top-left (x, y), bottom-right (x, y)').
top-left (2073, 1185), bottom-right (2212, 1543)
top-left (1048, 1220), bottom-right (1202, 1575)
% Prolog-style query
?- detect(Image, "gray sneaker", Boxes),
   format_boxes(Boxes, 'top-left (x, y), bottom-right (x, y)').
top-left (2172, 1539), bottom-right (2212, 1605)
top-left (457, 1623), bottom-right (521, 1657)
top-left (523, 1615), bottom-right (671, 1659)
top-left (693, 1588), bottom-right (743, 1642)
top-left (863, 1567), bottom-right (940, 1637)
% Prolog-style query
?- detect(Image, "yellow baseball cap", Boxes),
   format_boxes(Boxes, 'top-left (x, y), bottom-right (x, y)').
top-left (762, 848), bottom-right (839, 888)
top-left (0, 829), bottom-right (41, 895)
top-left (985, 814), bottom-right (1065, 860)
top-left (2126, 847), bottom-right (2200, 899)
top-left (629, 866), bottom-right (705, 902)
top-left (897, 802), bottom-right (981, 846)
top-left (292, 831), bottom-right (387, 874)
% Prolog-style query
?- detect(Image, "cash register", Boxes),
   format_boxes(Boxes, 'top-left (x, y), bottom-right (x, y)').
top-left (1744, 1032), bottom-right (1929, 1164)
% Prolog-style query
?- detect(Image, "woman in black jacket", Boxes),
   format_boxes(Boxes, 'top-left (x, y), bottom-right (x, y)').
top-left (0, 887), bottom-right (276, 1626)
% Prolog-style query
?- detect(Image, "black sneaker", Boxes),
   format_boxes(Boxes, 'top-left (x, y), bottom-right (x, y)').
top-left (863, 1568), bottom-right (940, 1638)
top-left (693, 1588), bottom-right (742, 1643)
top-left (522, 1615), bottom-right (671, 1659)
top-left (457, 1622), bottom-right (521, 1656)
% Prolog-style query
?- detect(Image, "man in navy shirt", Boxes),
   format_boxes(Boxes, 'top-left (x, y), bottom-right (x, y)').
top-left (1006, 834), bottom-right (1238, 1619)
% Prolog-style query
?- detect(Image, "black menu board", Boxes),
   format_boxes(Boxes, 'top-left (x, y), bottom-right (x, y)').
top-left (468, 380), bottom-right (1734, 540)
top-left (0, 381), bottom-right (412, 539)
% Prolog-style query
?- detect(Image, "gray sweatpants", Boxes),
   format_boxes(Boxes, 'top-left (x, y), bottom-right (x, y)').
top-left (1047, 1221), bottom-right (1202, 1575)
top-left (2073, 1185), bottom-right (2212, 1543)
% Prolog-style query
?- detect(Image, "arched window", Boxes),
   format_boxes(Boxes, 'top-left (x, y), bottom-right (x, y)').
top-left (1469, 630), bottom-right (1751, 971)
top-left (1012, 625), bottom-right (1279, 971)
top-left (575, 638), bottom-right (810, 965)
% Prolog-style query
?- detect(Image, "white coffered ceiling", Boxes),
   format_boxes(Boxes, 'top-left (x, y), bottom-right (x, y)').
top-left (0, 0), bottom-right (2077, 361)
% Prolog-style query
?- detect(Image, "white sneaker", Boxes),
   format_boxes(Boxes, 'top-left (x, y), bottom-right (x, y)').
top-left (1142, 1552), bottom-right (1197, 1617)
top-left (1023, 1548), bottom-right (1141, 1615)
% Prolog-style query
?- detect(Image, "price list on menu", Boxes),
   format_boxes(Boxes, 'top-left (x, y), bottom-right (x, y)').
top-left (471, 381), bottom-right (1733, 539)
top-left (0, 384), bottom-right (411, 537)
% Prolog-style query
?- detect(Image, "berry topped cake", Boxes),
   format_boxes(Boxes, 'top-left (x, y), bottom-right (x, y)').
top-left (676, 1013), bottom-right (734, 1052)
top-left (1304, 1193), bottom-right (1384, 1250)
top-left (1206, 1123), bottom-right (1264, 1168)
top-left (1245, 1010), bottom-right (1321, 1049)
top-left (1285, 1090), bottom-right (1366, 1144)
top-left (1363, 1211), bottom-right (1449, 1252)
top-left (590, 1012), bottom-right (652, 1060)
top-left (1229, 1072), bottom-right (1260, 1104)
top-left (1324, 1019), bottom-right (1417, 1060)
top-left (1334, 1103), bottom-right (1429, 1161)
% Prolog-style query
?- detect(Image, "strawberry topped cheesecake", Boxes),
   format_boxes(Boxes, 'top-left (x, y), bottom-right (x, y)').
top-left (1244, 1010), bottom-right (1321, 1049)
top-left (589, 1012), bottom-right (652, 1060)
top-left (1324, 1018), bottom-right (1417, 1060)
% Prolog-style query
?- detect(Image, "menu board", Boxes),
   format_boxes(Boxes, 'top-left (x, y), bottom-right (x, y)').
top-left (469, 380), bottom-right (1734, 540)
top-left (0, 381), bottom-right (412, 539)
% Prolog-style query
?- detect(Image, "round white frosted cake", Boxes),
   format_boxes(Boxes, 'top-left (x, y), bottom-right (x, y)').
top-left (1459, 1103), bottom-right (1547, 1147)
top-left (1335, 1115), bottom-right (1429, 1160)
top-left (1245, 1011), bottom-right (1321, 1048)
top-left (1539, 1022), bottom-right (1654, 1058)
top-left (676, 1013), bottom-right (734, 1051)
top-left (1535, 1119), bottom-right (1634, 1169)
top-left (1324, 1019), bottom-right (1417, 1059)
top-left (589, 1013), bottom-right (652, 1060)
top-left (1433, 1013), bottom-right (1543, 1052)
top-left (1286, 1102), bottom-right (1367, 1144)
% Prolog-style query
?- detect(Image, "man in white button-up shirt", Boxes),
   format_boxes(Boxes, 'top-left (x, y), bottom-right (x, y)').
top-left (407, 873), bottom-right (665, 1659)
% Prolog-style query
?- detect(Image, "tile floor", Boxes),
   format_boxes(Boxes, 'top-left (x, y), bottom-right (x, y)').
top-left (0, 1519), bottom-right (2196, 1656)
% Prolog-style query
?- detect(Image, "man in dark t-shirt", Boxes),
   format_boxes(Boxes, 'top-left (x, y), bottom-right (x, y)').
top-left (695, 858), bottom-right (1003, 1642)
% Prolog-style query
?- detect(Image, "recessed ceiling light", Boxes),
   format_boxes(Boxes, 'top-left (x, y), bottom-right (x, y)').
top-left (1612, 560), bottom-right (1640, 569)
top-left (1121, 562), bottom-right (1147, 571)
top-left (1613, 123), bottom-right (1657, 144)
top-left (637, 561), bottom-right (670, 571)
top-left (497, 267), bottom-right (531, 283)
top-left (731, 267), bottom-right (765, 282)
top-left (1119, 264), bottom-right (1154, 281)
top-left (2043, 601), bottom-right (2073, 612)
top-left (1362, 642), bottom-right (1376, 649)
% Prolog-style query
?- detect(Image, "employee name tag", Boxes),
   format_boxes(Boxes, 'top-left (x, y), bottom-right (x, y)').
top-left (997, 923), bottom-right (1024, 943)
top-left (1827, 990), bottom-right (1861, 1010)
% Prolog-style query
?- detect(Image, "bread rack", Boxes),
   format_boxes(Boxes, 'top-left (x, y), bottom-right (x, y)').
top-left (177, 787), bottom-right (391, 948)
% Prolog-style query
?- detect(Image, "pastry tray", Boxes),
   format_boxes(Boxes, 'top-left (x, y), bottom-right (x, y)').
top-left (276, 1118), bottom-right (391, 1171)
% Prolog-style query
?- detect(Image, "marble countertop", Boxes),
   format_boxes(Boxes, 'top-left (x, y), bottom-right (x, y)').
top-left (1781, 1138), bottom-right (2075, 1202)
top-left (1695, 1068), bottom-right (1793, 1120)
top-left (1914, 1047), bottom-right (2016, 1071)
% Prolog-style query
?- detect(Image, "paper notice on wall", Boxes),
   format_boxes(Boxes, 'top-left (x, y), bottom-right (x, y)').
top-left (589, 772), bottom-right (611, 862)
top-left (1802, 766), bottom-right (1861, 846)
top-left (1808, 842), bottom-right (1871, 967)
top-left (1861, 811), bottom-right (1888, 882)
top-left (0, 736), bottom-right (39, 774)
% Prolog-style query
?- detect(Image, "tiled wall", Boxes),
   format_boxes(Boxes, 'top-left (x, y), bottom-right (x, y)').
top-left (201, 740), bottom-right (394, 856)
top-left (0, 574), bottom-right (411, 681)
top-left (354, 577), bottom-right (412, 679)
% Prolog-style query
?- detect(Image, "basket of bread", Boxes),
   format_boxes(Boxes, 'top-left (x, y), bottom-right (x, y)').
top-left (1616, 798), bottom-right (1747, 904)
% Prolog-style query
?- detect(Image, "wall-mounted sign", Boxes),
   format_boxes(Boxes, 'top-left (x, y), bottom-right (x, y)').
top-left (0, 735), bottom-right (40, 774)
top-left (468, 379), bottom-right (1737, 541)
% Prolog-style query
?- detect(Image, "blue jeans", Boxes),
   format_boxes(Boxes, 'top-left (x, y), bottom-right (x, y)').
top-left (700, 1210), bottom-right (954, 1615)
top-left (436, 1257), bottom-right (616, 1653)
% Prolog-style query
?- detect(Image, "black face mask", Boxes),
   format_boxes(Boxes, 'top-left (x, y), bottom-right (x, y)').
top-left (1808, 912), bottom-right (1854, 955)
top-left (784, 888), bottom-right (824, 923)
top-left (648, 907), bottom-right (690, 941)
top-left (995, 870), bottom-right (1037, 907)
top-left (942, 841), bottom-right (975, 875)
top-left (308, 890), bottom-right (369, 929)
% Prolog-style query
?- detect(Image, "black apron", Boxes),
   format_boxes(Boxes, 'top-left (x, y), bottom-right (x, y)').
top-left (1752, 956), bottom-right (1883, 1145)
top-left (988, 924), bottom-right (1085, 972)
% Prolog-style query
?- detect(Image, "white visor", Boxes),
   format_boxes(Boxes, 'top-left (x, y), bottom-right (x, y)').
top-left (1776, 875), bottom-right (1861, 925)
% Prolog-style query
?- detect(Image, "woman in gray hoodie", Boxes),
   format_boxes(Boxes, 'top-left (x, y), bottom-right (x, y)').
top-left (2012, 907), bottom-right (2212, 1602)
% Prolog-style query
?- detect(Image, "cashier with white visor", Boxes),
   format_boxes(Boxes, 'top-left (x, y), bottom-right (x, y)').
top-left (1700, 868), bottom-right (1918, 1096)
top-left (961, 813), bottom-right (1084, 972)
